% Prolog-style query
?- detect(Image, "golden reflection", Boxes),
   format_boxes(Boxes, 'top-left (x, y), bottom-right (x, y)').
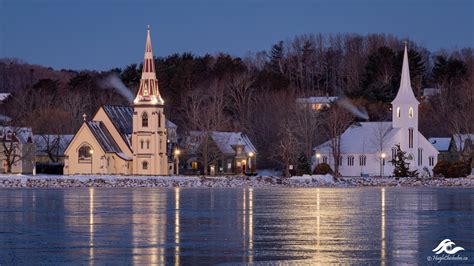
top-left (175, 188), bottom-right (180, 266)
top-left (242, 188), bottom-right (246, 261)
top-left (381, 188), bottom-right (386, 266)
top-left (248, 188), bottom-right (254, 263)
top-left (89, 188), bottom-right (94, 265)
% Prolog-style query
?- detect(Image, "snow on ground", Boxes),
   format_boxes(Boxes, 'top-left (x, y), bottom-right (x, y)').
top-left (1, 174), bottom-right (474, 188)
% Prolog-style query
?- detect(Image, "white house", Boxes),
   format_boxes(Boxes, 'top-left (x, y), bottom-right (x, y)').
top-left (296, 96), bottom-right (338, 111)
top-left (314, 44), bottom-right (439, 177)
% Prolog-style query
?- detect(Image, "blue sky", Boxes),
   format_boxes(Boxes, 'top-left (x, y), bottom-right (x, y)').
top-left (0, 0), bottom-right (472, 71)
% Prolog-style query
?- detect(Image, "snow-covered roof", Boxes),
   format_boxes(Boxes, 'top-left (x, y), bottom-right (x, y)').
top-left (452, 134), bottom-right (474, 151)
top-left (0, 126), bottom-right (33, 144)
top-left (296, 96), bottom-right (338, 104)
top-left (428, 137), bottom-right (451, 152)
top-left (315, 122), bottom-right (399, 154)
top-left (86, 121), bottom-right (122, 154)
top-left (102, 104), bottom-right (177, 148)
top-left (34, 134), bottom-right (74, 157)
top-left (186, 131), bottom-right (257, 155)
top-left (0, 93), bottom-right (11, 102)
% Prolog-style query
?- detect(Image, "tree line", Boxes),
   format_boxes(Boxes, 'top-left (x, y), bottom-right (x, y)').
top-left (0, 33), bottom-right (472, 171)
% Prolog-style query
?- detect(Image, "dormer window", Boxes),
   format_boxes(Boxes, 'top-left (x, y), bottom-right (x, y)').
top-left (396, 107), bottom-right (401, 118)
top-left (409, 107), bottom-right (414, 118)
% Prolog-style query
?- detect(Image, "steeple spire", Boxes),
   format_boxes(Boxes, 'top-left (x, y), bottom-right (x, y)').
top-left (134, 26), bottom-right (164, 105)
top-left (392, 42), bottom-right (419, 104)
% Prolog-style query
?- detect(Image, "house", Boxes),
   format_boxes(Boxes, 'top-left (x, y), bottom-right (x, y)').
top-left (428, 137), bottom-right (455, 162)
top-left (0, 126), bottom-right (35, 174)
top-left (0, 93), bottom-right (11, 103)
top-left (314, 44), bottom-right (438, 177)
top-left (296, 96), bottom-right (338, 111)
top-left (421, 88), bottom-right (440, 101)
top-left (34, 134), bottom-right (74, 163)
top-left (182, 131), bottom-right (257, 175)
top-left (64, 27), bottom-right (176, 175)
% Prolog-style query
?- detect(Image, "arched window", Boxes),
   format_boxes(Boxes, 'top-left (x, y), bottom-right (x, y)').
top-left (322, 156), bottom-right (328, 164)
top-left (409, 107), bottom-right (414, 118)
top-left (392, 147), bottom-right (397, 160)
top-left (409, 128), bottom-right (414, 148)
top-left (142, 161), bottom-right (148, 170)
top-left (140, 140), bottom-right (144, 149)
top-left (78, 145), bottom-right (92, 162)
top-left (158, 111), bottom-right (161, 128)
top-left (396, 107), bottom-right (401, 118)
top-left (347, 156), bottom-right (355, 166)
top-left (146, 140), bottom-right (150, 149)
top-left (359, 155), bottom-right (366, 166)
top-left (418, 148), bottom-right (423, 166)
top-left (142, 112), bottom-right (148, 127)
top-left (339, 156), bottom-right (343, 166)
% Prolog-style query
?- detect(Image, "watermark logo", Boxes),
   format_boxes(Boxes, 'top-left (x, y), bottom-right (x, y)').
top-left (432, 239), bottom-right (465, 255)
top-left (427, 239), bottom-right (468, 263)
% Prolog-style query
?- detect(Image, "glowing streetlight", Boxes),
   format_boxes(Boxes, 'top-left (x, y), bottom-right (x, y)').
top-left (248, 152), bottom-right (255, 174)
top-left (89, 149), bottom-right (94, 174)
top-left (174, 148), bottom-right (181, 175)
top-left (380, 152), bottom-right (386, 177)
top-left (316, 153), bottom-right (321, 164)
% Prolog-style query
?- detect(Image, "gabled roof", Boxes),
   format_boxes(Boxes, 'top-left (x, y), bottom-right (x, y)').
top-left (86, 121), bottom-right (122, 154)
top-left (296, 96), bottom-right (338, 104)
top-left (34, 134), bottom-right (74, 156)
top-left (428, 137), bottom-right (451, 152)
top-left (186, 131), bottom-right (257, 155)
top-left (391, 44), bottom-right (419, 105)
top-left (0, 126), bottom-right (33, 144)
top-left (315, 122), bottom-right (399, 154)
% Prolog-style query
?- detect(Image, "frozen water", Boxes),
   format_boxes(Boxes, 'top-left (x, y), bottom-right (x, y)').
top-left (0, 187), bottom-right (473, 264)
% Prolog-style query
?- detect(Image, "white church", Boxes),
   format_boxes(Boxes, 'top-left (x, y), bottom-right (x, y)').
top-left (314, 44), bottom-right (439, 177)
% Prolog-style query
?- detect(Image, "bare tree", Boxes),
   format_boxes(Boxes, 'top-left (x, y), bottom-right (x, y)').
top-left (0, 124), bottom-right (35, 173)
top-left (274, 118), bottom-right (299, 177)
top-left (320, 105), bottom-right (353, 176)
top-left (370, 122), bottom-right (392, 176)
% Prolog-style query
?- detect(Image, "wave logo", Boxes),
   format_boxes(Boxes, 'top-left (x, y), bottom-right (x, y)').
top-left (432, 239), bottom-right (465, 255)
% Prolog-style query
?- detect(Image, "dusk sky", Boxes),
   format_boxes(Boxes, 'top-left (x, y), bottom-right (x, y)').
top-left (1, 0), bottom-right (472, 71)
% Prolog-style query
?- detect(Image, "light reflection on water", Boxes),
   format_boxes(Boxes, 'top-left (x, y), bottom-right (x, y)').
top-left (0, 187), bottom-right (473, 265)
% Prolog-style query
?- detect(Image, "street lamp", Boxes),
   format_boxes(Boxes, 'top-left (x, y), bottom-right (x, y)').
top-left (380, 152), bottom-right (386, 177)
top-left (248, 152), bottom-right (255, 174)
top-left (316, 153), bottom-right (321, 164)
top-left (89, 149), bottom-right (94, 174)
top-left (174, 148), bottom-right (181, 175)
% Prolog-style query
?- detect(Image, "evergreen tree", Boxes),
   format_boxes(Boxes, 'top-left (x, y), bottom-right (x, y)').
top-left (390, 144), bottom-right (418, 177)
top-left (296, 153), bottom-right (311, 175)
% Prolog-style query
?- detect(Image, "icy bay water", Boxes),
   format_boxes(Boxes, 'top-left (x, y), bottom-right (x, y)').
top-left (0, 188), bottom-right (473, 265)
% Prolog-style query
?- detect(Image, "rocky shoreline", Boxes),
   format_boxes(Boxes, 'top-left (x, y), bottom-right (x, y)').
top-left (0, 174), bottom-right (473, 188)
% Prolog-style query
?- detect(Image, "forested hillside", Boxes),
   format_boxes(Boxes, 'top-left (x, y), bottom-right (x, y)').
top-left (1, 33), bottom-right (472, 169)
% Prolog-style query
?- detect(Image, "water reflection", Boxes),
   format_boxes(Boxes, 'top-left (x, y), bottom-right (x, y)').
top-left (0, 188), bottom-right (473, 265)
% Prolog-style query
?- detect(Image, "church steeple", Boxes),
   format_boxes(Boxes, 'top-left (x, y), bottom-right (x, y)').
top-left (391, 42), bottom-right (419, 105)
top-left (133, 26), bottom-right (164, 105)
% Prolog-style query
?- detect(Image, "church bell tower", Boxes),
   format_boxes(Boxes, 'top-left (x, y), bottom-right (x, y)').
top-left (391, 43), bottom-right (420, 157)
top-left (132, 26), bottom-right (168, 175)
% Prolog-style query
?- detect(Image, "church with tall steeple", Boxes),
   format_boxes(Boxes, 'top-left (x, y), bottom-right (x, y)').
top-left (63, 27), bottom-right (176, 175)
top-left (314, 43), bottom-right (439, 177)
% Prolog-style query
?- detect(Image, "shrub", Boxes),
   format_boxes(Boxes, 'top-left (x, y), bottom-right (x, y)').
top-left (446, 161), bottom-right (469, 178)
top-left (433, 161), bottom-right (451, 177)
top-left (313, 163), bottom-right (332, 175)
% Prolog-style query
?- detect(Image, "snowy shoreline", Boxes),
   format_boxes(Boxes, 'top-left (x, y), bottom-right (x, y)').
top-left (0, 174), bottom-right (473, 188)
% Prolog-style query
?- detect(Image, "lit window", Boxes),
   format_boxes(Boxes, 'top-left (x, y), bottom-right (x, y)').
top-left (142, 112), bottom-right (148, 127)
top-left (409, 107), bottom-right (414, 118)
top-left (191, 161), bottom-right (198, 169)
top-left (78, 145), bottom-right (92, 162)
top-left (397, 107), bottom-right (401, 118)
top-left (142, 161), bottom-right (148, 170)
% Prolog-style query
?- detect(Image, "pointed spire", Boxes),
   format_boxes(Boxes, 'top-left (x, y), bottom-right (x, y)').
top-left (134, 26), bottom-right (164, 105)
top-left (392, 42), bottom-right (419, 105)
